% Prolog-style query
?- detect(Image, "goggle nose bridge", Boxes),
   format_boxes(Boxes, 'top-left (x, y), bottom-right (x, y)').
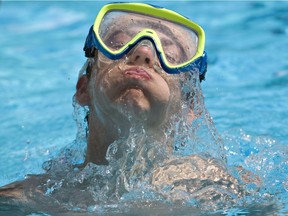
top-left (127, 38), bottom-right (158, 64)
top-left (125, 29), bottom-right (162, 50)
top-left (136, 38), bottom-right (154, 47)
top-left (122, 29), bottom-right (165, 60)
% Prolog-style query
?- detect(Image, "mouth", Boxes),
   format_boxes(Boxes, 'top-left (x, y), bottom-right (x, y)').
top-left (124, 67), bottom-right (151, 80)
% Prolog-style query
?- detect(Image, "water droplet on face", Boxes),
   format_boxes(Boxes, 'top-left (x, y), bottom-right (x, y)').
top-left (117, 57), bottom-right (128, 69)
top-left (99, 85), bottom-right (105, 93)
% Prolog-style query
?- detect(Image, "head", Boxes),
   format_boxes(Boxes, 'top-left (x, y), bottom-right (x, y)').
top-left (74, 3), bottom-right (208, 164)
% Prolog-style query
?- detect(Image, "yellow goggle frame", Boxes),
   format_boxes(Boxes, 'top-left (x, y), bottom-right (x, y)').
top-left (84, 2), bottom-right (207, 77)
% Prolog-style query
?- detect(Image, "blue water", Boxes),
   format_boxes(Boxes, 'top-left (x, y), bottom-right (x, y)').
top-left (0, 1), bottom-right (288, 215)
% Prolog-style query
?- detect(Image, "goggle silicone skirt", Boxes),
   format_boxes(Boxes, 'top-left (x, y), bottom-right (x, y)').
top-left (84, 3), bottom-right (207, 80)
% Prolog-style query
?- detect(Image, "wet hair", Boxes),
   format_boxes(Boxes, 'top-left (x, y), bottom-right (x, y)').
top-left (199, 73), bottom-right (205, 82)
top-left (86, 61), bottom-right (92, 79)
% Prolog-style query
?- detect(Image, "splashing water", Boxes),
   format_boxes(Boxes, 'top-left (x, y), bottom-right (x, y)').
top-left (223, 129), bottom-right (288, 214)
top-left (1, 63), bottom-right (283, 215)
top-left (12, 69), bottom-right (247, 215)
top-left (0, 65), bottom-right (286, 216)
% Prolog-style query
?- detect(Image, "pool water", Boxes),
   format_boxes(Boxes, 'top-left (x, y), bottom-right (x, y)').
top-left (0, 1), bottom-right (288, 215)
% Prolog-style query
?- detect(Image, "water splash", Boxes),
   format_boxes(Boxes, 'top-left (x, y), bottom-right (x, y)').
top-left (29, 70), bottom-right (245, 213)
top-left (223, 129), bottom-right (288, 213)
top-left (12, 68), bottom-right (286, 215)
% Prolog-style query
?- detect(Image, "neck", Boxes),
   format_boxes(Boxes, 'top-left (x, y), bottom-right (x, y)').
top-left (84, 111), bottom-right (131, 165)
top-left (83, 109), bottom-right (174, 166)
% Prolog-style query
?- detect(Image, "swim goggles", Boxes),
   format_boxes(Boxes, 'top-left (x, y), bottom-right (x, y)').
top-left (84, 3), bottom-right (207, 80)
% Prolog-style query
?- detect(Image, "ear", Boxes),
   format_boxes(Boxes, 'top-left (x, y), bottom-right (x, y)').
top-left (75, 75), bottom-right (90, 106)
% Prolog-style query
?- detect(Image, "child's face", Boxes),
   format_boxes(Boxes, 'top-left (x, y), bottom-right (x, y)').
top-left (88, 50), bottom-right (181, 128)
top-left (86, 18), bottom-right (192, 127)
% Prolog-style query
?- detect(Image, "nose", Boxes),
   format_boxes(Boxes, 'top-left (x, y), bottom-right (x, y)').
top-left (127, 40), bottom-right (156, 68)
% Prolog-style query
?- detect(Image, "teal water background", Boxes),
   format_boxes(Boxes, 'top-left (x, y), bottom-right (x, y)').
top-left (0, 0), bottom-right (288, 214)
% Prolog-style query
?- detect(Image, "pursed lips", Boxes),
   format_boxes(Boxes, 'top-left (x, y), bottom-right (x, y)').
top-left (124, 67), bottom-right (151, 80)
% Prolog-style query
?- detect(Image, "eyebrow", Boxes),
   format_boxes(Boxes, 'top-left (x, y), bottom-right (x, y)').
top-left (104, 30), bottom-right (126, 43)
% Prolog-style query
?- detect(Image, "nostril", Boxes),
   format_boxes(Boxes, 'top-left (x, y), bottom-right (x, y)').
top-left (145, 58), bottom-right (150, 64)
top-left (135, 55), bottom-right (140, 61)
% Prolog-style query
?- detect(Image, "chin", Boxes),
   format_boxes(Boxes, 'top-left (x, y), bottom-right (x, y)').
top-left (115, 90), bottom-right (150, 119)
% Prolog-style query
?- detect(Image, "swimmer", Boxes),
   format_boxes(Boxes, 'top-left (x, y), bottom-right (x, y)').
top-left (0, 3), bottom-right (256, 210)
top-left (77, 3), bottom-right (208, 165)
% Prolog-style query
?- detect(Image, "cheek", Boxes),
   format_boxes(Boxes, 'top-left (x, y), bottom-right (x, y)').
top-left (91, 66), bottom-right (123, 106)
top-left (97, 52), bottom-right (114, 68)
top-left (157, 75), bottom-right (182, 108)
top-left (149, 77), bottom-right (171, 104)
top-left (88, 65), bottom-right (110, 104)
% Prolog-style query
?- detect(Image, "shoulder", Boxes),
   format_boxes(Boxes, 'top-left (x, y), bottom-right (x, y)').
top-left (151, 155), bottom-right (245, 202)
top-left (0, 174), bottom-right (48, 202)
